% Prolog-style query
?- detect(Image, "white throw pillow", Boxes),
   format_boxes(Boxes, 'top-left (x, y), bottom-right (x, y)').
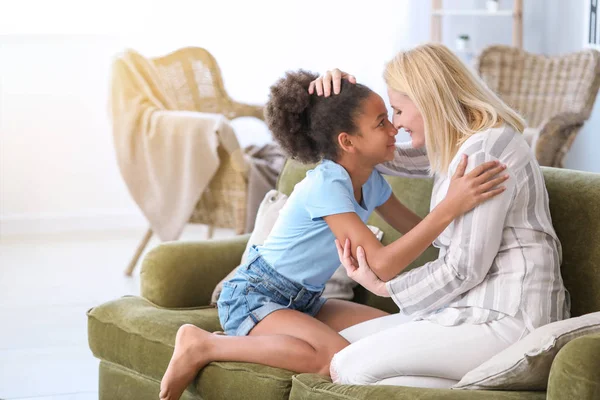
top-left (240, 189), bottom-right (289, 265)
top-left (454, 312), bottom-right (600, 391)
top-left (210, 189), bottom-right (384, 305)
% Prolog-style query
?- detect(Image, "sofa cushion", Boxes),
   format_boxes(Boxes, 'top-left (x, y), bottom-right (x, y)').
top-left (99, 360), bottom-right (199, 400)
top-left (455, 312), bottom-right (600, 390)
top-left (88, 296), bottom-right (294, 400)
top-left (289, 374), bottom-right (546, 400)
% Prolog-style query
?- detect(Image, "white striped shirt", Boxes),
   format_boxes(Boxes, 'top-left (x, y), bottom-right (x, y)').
top-left (376, 125), bottom-right (570, 331)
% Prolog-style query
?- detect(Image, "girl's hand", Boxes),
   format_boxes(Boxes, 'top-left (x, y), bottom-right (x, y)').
top-left (308, 68), bottom-right (356, 97)
top-left (335, 238), bottom-right (390, 298)
top-left (443, 154), bottom-right (509, 218)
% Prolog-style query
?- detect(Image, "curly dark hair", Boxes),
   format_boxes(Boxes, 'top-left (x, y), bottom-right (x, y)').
top-left (264, 70), bottom-right (374, 164)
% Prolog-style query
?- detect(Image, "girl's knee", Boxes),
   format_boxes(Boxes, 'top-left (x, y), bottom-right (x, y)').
top-left (313, 345), bottom-right (345, 376)
top-left (313, 340), bottom-right (348, 376)
top-left (313, 350), bottom-right (335, 376)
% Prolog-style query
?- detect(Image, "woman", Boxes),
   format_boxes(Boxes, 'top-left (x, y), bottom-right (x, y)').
top-left (159, 68), bottom-right (506, 399)
top-left (311, 43), bottom-right (570, 387)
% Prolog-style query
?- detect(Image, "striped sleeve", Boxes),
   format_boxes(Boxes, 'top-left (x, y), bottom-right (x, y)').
top-left (385, 150), bottom-right (516, 316)
top-left (376, 142), bottom-right (430, 177)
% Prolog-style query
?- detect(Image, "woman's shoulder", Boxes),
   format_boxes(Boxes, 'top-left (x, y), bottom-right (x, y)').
top-left (461, 125), bottom-right (531, 162)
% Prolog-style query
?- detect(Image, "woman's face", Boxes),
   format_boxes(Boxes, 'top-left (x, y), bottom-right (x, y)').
top-left (351, 92), bottom-right (398, 164)
top-left (387, 88), bottom-right (425, 148)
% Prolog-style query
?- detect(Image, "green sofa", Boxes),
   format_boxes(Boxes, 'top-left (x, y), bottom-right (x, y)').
top-left (88, 160), bottom-right (600, 400)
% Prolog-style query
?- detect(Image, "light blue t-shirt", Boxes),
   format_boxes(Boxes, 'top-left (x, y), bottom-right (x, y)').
top-left (258, 159), bottom-right (392, 291)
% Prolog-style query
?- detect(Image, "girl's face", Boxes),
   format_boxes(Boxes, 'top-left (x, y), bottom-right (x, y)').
top-left (387, 88), bottom-right (425, 148)
top-left (350, 93), bottom-right (398, 164)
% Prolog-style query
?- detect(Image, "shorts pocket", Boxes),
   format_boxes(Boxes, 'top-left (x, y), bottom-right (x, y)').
top-left (217, 281), bottom-right (238, 328)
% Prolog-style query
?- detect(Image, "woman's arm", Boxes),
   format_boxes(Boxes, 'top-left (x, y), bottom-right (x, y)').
top-left (335, 238), bottom-right (389, 297)
top-left (385, 153), bottom-right (516, 315)
top-left (340, 152), bottom-right (517, 311)
top-left (376, 143), bottom-right (430, 178)
top-left (375, 195), bottom-right (422, 235)
top-left (324, 157), bottom-right (508, 282)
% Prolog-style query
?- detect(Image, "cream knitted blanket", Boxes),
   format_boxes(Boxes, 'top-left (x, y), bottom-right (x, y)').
top-left (110, 50), bottom-right (246, 241)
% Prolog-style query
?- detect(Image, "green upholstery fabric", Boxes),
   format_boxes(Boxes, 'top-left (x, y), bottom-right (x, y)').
top-left (88, 160), bottom-right (600, 399)
top-left (542, 168), bottom-right (600, 317)
top-left (99, 361), bottom-right (198, 400)
top-left (88, 296), bottom-right (221, 383)
top-left (289, 374), bottom-right (546, 400)
top-left (547, 333), bottom-right (600, 400)
top-left (88, 296), bottom-right (294, 400)
top-left (141, 234), bottom-right (250, 308)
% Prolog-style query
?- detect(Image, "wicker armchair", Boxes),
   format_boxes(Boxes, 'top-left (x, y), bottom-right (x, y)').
top-left (125, 47), bottom-right (264, 275)
top-left (475, 45), bottom-right (600, 167)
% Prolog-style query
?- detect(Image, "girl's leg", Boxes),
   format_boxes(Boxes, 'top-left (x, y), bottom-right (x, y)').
top-left (160, 309), bottom-right (349, 400)
top-left (330, 315), bottom-right (527, 386)
top-left (315, 299), bottom-right (389, 332)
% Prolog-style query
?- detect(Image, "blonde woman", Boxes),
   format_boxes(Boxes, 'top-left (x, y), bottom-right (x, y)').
top-left (310, 43), bottom-right (570, 387)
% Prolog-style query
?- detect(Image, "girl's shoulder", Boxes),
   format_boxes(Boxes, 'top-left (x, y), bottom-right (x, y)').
top-left (291, 160), bottom-right (354, 200)
top-left (306, 160), bottom-right (351, 185)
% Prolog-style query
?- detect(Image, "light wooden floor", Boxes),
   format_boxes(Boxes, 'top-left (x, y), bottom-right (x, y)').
top-left (0, 225), bottom-right (233, 399)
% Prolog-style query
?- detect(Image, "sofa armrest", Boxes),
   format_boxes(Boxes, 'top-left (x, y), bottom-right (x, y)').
top-left (140, 234), bottom-right (250, 308)
top-left (547, 333), bottom-right (600, 400)
top-left (535, 112), bottom-right (585, 167)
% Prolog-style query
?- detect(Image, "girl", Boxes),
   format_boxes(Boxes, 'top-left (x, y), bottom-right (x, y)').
top-left (159, 69), bottom-right (508, 400)
top-left (312, 44), bottom-right (570, 387)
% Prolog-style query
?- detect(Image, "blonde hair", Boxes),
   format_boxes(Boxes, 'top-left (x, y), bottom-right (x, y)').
top-left (384, 43), bottom-right (525, 174)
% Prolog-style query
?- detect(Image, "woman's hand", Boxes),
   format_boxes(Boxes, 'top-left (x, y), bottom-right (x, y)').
top-left (442, 154), bottom-right (509, 218)
top-left (308, 68), bottom-right (356, 97)
top-left (335, 238), bottom-right (390, 297)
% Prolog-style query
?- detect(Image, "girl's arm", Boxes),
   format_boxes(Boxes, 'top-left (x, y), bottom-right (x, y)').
top-left (324, 156), bottom-right (508, 282)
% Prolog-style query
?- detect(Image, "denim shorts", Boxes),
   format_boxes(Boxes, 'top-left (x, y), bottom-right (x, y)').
top-left (217, 246), bottom-right (327, 336)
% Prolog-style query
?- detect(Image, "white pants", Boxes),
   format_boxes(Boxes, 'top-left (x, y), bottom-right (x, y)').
top-left (331, 312), bottom-right (528, 388)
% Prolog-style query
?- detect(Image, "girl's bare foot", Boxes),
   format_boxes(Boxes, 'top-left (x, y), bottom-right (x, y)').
top-left (159, 324), bottom-right (213, 400)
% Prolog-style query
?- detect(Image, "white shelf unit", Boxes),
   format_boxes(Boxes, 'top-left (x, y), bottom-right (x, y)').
top-left (431, 0), bottom-right (523, 50)
top-left (431, 10), bottom-right (514, 16)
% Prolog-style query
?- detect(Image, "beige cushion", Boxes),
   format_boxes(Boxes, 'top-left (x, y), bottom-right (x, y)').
top-left (454, 312), bottom-right (600, 391)
top-left (210, 189), bottom-right (384, 305)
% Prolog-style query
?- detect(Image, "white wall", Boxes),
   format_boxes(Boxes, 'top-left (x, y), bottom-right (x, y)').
top-left (0, 0), bottom-right (412, 234)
